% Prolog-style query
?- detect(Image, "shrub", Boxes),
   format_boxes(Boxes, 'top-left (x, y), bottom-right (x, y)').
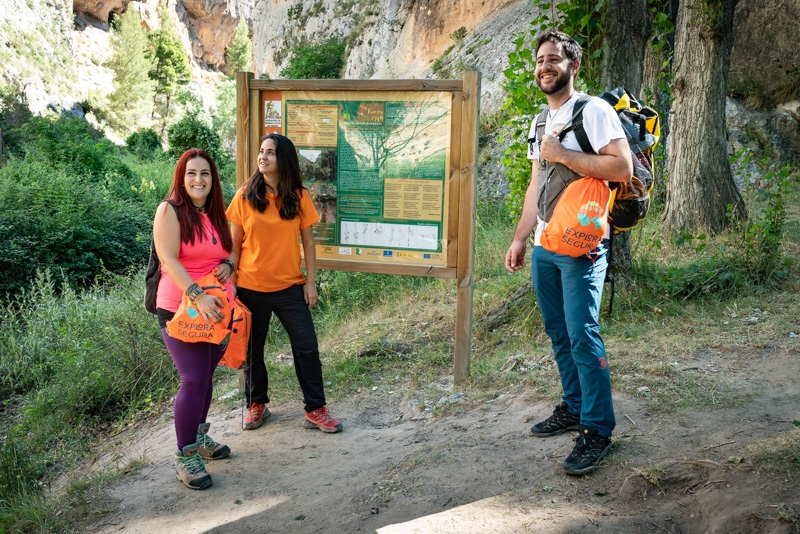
top-left (0, 271), bottom-right (174, 425)
top-left (166, 114), bottom-right (227, 164)
top-left (126, 128), bottom-right (163, 159)
top-left (0, 84), bottom-right (33, 160)
top-left (9, 114), bottom-right (133, 183)
top-left (0, 159), bottom-right (151, 292)
top-left (0, 273), bottom-right (175, 531)
top-left (279, 39), bottom-right (346, 79)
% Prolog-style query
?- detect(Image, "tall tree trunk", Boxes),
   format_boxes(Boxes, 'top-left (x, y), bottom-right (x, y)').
top-left (603, 0), bottom-right (650, 281)
top-left (662, 0), bottom-right (747, 234)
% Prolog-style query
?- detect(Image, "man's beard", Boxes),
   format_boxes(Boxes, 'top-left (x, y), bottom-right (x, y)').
top-left (537, 68), bottom-right (571, 95)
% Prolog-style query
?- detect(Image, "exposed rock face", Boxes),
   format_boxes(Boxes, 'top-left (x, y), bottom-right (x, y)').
top-left (73, 0), bottom-right (128, 25)
top-left (179, 0), bottom-right (252, 69)
top-left (0, 0), bottom-right (75, 113)
top-left (252, 0), bottom-right (531, 112)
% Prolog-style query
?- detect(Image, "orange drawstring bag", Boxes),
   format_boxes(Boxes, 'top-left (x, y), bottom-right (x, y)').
top-left (219, 297), bottom-right (250, 369)
top-left (540, 177), bottom-right (610, 257)
top-left (166, 272), bottom-right (232, 345)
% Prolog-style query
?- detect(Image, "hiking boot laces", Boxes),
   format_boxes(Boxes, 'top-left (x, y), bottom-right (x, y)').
top-left (199, 432), bottom-right (220, 449)
top-left (180, 452), bottom-right (207, 476)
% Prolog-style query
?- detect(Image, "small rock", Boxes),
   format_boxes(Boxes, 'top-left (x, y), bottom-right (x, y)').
top-left (448, 393), bottom-right (466, 403)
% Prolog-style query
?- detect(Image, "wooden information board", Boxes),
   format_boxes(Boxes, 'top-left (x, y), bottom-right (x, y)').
top-left (236, 72), bottom-right (480, 382)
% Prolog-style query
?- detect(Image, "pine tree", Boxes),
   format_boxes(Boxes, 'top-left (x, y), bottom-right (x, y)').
top-left (224, 19), bottom-right (252, 78)
top-left (148, 3), bottom-right (191, 132)
top-left (106, 7), bottom-right (154, 135)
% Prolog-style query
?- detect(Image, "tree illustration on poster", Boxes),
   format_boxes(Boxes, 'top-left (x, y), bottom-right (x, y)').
top-left (237, 73), bottom-right (480, 382)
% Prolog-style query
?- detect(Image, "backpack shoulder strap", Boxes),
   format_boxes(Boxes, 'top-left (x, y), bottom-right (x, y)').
top-left (530, 107), bottom-right (549, 154)
top-left (558, 94), bottom-right (594, 154)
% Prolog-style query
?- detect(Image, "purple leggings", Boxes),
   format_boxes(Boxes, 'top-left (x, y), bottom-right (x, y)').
top-left (161, 329), bottom-right (224, 449)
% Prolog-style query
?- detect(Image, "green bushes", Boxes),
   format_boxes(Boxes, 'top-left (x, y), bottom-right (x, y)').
top-left (126, 128), bottom-right (163, 159)
top-left (166, 114), bottom-right (227, 164)
top-left (279, 38), bottom-right (346, 79)
top-left (0, 112), bottom-right (175, 293)
top-left (0, 159), bottom-right (151, 292)
top-left (0, 273), bottom-right (174, 531)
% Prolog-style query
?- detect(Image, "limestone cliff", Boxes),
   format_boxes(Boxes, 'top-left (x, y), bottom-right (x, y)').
top-left (1, 0), bottom-right (251, 114)
top-left (251, 0), bottom-right (799, 116)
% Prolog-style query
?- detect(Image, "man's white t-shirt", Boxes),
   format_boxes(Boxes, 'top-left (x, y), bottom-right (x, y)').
top-left (526, 92), bottom-right (626, 245)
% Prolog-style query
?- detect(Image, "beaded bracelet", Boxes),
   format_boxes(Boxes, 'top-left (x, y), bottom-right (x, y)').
top-left (186, 283), bottom-right (204, 303)
top-left (220, 259), bottom-right (234, 272)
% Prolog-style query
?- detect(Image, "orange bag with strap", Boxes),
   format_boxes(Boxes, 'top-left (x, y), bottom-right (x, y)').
top-left (166, 272), bottom-right (232, 345)
top-left (540, 177), bottom-right (610, 257)
top-left (219, 297), bottom-right (251, 369)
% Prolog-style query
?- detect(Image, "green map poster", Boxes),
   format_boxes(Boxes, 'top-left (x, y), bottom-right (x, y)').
top-left (278, 91), bottom-right (452, 267)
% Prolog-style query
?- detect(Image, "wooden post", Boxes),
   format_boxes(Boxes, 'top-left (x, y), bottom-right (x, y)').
top-left (236, 71), bottom-right (254, 188)
top-left (235, 71), bottom-right (253, 393)
top-left (454, 70), bottom-right (480, 384)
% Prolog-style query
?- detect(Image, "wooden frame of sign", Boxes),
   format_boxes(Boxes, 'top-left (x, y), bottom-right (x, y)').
top-left (236, 71), bottom-right (479, 383)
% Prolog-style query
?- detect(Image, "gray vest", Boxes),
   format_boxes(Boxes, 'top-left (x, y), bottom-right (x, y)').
top-left (529, 95), bottom-right (591, 222)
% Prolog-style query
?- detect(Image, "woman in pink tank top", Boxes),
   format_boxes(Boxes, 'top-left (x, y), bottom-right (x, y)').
top-left (152, 148), bottom-right (235, 490)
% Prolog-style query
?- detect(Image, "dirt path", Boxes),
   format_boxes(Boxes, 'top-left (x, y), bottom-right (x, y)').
top-left (84, 346), bottom-right (800, 534)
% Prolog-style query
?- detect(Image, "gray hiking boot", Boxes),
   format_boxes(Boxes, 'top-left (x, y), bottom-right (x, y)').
top-left (530, 402), bottom-right (581, 437)
top-left (196, 422), bottom-right (231, 460)
top-left (175, 443), bottom-right (213, 490)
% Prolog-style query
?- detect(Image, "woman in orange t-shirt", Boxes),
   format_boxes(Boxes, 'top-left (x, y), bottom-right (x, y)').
top-left (227, 134), bottom-right (342, 434)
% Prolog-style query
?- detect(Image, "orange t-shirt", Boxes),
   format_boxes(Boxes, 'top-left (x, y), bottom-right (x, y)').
top-left (226, 188), bottom-right (319, 293)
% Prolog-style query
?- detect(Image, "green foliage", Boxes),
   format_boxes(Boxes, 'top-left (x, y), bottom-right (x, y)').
top-left (642, 2), bottom-right (675, 117)
top-left (0, 84), bottom-right (33, 159)
top-left (0, 111), bottom-right (168, 293)
top-left (212, 78), bottom-right (237, 152)
top-left (629, 161), bottom-right (793, 303)
top-left (126, 128), bottom-right (163, 159)
top-left (106, 8), bottom-right (154, 135)
top-left (0, 273), bottom-right (175, 531)
top-left (148, 4), bottom-right (191, 127)
top-left (279, 39), bottom-right (346, 79)
top-left (450, 26), bottom-right (467, 48)
top-left (224, 19), bottom-right (253, 77)
top-left (166, 114), bottom-right (226, 164)
top-left (0, 159), bottom-right (151, 292)
top-left (500, 0), bottom-right (608, 218)
top-left (8, 114), bottom-right (133, 182)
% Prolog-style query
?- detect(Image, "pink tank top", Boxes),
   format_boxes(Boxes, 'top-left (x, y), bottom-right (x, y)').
top-left (156, 214), bottom-right (234, 312)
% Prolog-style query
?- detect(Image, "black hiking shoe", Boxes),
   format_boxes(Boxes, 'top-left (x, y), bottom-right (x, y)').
top-left (530, 402), bottom-right (581, 437)
top-left (563, 426), bottom-right (612, 476)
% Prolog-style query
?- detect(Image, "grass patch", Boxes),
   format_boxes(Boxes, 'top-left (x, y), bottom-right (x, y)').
top-left (746, 427), bottom-right (800, 480)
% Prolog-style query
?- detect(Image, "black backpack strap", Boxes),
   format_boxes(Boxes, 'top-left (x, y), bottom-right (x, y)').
top-left (606, 231), bottom-right (615, 317)
top-left (529, 108), bottom-right (549, 157)
top-left (557, 95), bottom-right (594, 154)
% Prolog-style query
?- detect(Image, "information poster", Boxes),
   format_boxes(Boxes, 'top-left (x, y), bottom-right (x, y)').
top-left (261, 90), bottom-right (451, 267)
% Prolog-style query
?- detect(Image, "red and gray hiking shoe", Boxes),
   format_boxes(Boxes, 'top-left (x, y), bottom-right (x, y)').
top-left (303, 406), bottom-right (343, 433)
top-left (243, 402), bottom-right (270, 430)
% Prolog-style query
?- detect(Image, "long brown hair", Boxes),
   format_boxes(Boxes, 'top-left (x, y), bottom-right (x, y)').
top-left (165, 148), bottom-right (232, 251)
top-left (243, 134), bottom-right (304, 220)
